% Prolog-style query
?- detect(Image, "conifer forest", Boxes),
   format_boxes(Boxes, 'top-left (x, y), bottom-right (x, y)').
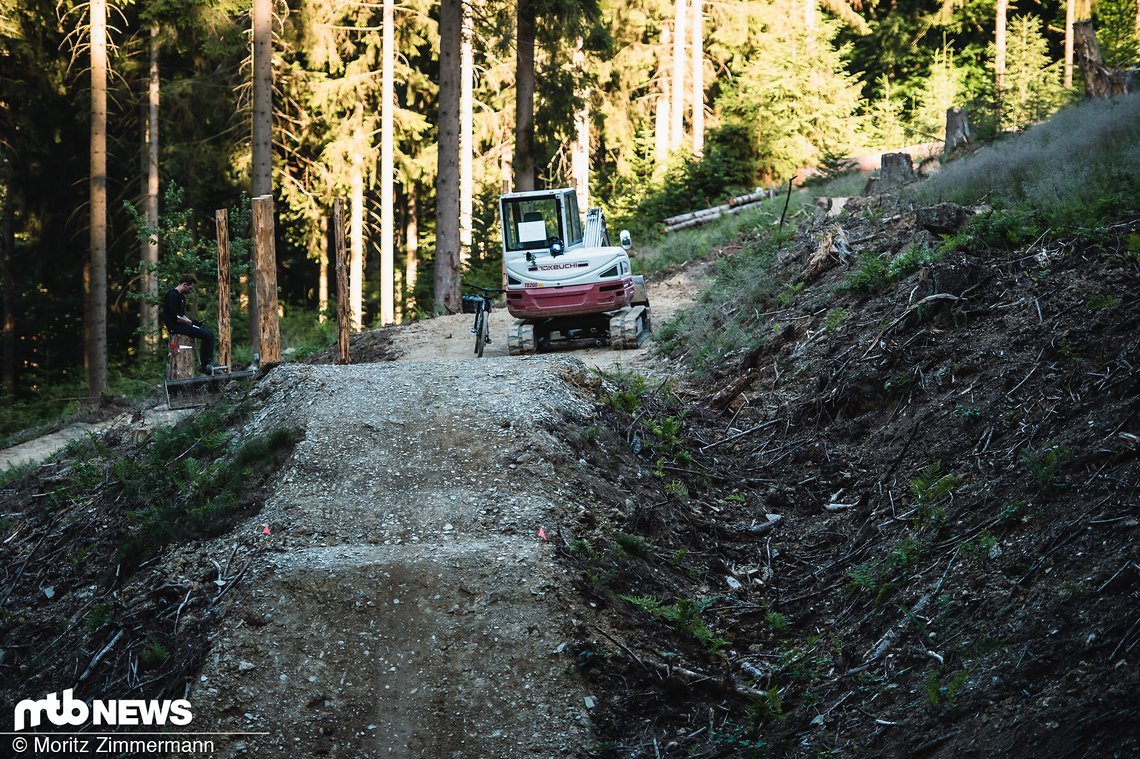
top-left (0, 0), bottom-right (1138, 412)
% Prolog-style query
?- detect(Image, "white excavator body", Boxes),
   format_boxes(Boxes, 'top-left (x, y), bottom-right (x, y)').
top-left (499, 188), bottom-right (650, 354)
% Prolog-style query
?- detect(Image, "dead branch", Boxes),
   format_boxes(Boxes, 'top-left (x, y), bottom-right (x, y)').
top-left (860, 293), bottom-right (963, 359)
top-left (79, 628), bottom-right (125, 683)
top-left (700, 419), bottom-right (783, 452)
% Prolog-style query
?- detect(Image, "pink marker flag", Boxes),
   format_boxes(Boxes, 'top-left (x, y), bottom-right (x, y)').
top-left (538, 528), bottom-right (547, 541)
top-left (262, 524), bottom-right (271, 535)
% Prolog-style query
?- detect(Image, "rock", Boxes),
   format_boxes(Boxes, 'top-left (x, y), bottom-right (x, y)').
top-left (916, 203), bottom-right (968, 235)
top-left (238, 661), bottom-right (255, 671)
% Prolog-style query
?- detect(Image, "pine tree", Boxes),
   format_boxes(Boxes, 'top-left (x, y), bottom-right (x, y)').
top-left (1000, 14), bottom-right (1065, 131)
top-left (1097, 0), bottom-right (1140, 68)
top-left (911, 43), bottom-right (964, 143)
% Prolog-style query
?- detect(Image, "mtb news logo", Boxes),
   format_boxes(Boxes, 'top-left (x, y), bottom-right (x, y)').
top-left (13, 689), bottom-right (193, 731)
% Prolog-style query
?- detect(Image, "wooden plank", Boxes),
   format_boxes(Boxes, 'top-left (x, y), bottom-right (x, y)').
top-left (333, 198), bottom-right (351, 364)
top-left (215, 208), bottom-right (232, 369)
top-left (252, 195), bottom-right (281, 364)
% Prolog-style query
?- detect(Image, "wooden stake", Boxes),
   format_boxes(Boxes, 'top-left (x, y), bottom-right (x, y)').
top-left (333, 198), bottom-right (351, 364)
top-left (215, 209), bottom-right (232, 369)
top-left (252, 195), bottom-right (280, 364)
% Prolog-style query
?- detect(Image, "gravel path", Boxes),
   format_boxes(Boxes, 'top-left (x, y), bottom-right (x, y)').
top-left (189, 265), bottom-right (708, 756)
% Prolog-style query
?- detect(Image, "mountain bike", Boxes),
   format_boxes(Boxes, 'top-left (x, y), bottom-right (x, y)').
top-left (461, 285), bottom-right (505, 358)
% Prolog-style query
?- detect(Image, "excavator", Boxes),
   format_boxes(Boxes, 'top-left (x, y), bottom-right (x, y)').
top-left (499, 188), bottom-right (651, 355)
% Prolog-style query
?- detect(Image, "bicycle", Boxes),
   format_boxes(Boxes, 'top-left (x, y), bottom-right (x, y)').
top-left (461, 284), bottom-right (505, 358)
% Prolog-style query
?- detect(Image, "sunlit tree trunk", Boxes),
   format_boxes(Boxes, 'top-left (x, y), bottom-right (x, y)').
top-left (804, 0), bottom-right (816, 30)
top-left (572, 43), bottom-right (589, 212)
top-left (669, 0), bottom-right (687, 153)
top-left (436, 0), bottom-right (462, 314)
top-left (317, 215), bottom-right (329, 322)
top-left (349, 155), bottom-right (364, 331)
top-left (380, 0), bottom-right (395, 325)
top-left (140, 23), bottom-right (160, 350)
top-left (654, 24), bottom-right (671, 174)
top-left (995, 0), bottom-right (1008, 92)
top-left (405, 192), bottom-right (418, 316)
top-left (87, 0), bottom-right (108, 399)
top-left (1065, 0), bottom-right (1075, 88)
top-left (514, 0), bottom-right (536, 192)
top-left (691, 0), bottom-right (704, 157)
top-left (250, 0), bottom-right (274, 353)
top-left (460, 1), bottom-right (474, 265)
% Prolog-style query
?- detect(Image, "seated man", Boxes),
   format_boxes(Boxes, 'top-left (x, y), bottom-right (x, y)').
top-left (162, 274), bottom-right (216, 374)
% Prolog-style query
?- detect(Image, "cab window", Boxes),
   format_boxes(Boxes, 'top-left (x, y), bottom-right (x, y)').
top-left (503, 198), bottom-right (561, 251)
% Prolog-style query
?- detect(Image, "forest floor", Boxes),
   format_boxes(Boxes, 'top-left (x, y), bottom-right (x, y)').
top-left (0, 198), bottom-right (1136, 757)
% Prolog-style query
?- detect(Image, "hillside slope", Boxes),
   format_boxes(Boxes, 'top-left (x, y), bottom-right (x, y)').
top-left (562, 197), bottom-right (1139, 756)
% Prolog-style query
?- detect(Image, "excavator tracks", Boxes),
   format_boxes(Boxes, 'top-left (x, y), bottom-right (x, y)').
top-left (610, 305), bottom-right (651, 349)
top-left (507, 321), bottom-right (537, 355)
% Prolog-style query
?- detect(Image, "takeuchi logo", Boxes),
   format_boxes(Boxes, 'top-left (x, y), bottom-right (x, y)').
top-left (13, 689), bottom-right (193, 731)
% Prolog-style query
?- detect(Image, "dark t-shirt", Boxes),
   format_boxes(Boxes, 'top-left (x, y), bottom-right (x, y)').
top-left (162, 287), bottom-right (185, 331)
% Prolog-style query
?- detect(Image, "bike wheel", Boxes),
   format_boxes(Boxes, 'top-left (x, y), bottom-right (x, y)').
top-left (475, 311), bottom-right (488, 357)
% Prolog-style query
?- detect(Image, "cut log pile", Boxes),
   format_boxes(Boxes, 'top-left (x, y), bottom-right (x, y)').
top-left (663, 188), bottom-right (776, 233)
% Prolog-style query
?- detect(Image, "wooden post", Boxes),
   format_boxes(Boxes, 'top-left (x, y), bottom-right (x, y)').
top-left (252, 195), bottom-right (280, 364)
top-left (333, 198), bottom-right (351, 364)
top-left (215, 209), bottom-right (231, 369)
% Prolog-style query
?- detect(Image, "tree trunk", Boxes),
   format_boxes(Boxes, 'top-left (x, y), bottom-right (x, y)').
top-left (333, 198), bottom-right (350, 364)
top-left (669, 0), bottom-right (687, 153)
top-left (1064, 0), bottom-right (1075, 88)
top-left (252, 195), bottom-right (280, 363)
top-left (2, 169), bottom-right (13, 396)
top-left (215, 209), bottom-right (231, 369)
top-left (1074, 19), bottom-right (1135, 98)
top-left (405, 191), bottom-right (418, 316)
top-left (995, 0), bottom-right (1008, 92)
top-left (140, 24), bottom-right (160, 351)
top-left (513, 0), bottom-right (536, 192)
top-left (317, 215), bottom-right (329, 322)
top-left (250, 0), bottom-right (273, 355)
top-left (691, 0), bottom-right (704, 157)
top-left (380, 0), bottom-right (395, 325)
top-left (87, 0), bottom-right (108, 399)
top-left (654, 25), bottom-right (671, 174)
top-left (572, 43), bottom-right (590, 212)
top-left (804, 0), bottom-right (816, 30)
top-left (943, 107), bottom-right (971, 159)
top-left (349, 157), bottom-right (364, 331)
top-left (460, 1), bottom-right (474, 265)
top-left (436, 0), bottom-right (462, 314)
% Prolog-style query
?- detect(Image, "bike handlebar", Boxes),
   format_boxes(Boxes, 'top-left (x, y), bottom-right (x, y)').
top-left (464, 284), bottom-right (506, 294)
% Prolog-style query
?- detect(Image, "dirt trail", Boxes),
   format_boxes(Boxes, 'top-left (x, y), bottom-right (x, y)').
top-left (391, 262), bottom-right (708, 370)
top-left (187, 267), bottom-right (707, 756)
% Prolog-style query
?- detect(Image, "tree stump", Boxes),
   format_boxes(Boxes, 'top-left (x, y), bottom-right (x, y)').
top-left (879, 152), bottom-right (915, 191)
top-left (943, 108), bottom-right (971, 159)
top-left (1074, 20), bottom-right (1135, 98)
top-left (168, 334), bottom-right (195, 380)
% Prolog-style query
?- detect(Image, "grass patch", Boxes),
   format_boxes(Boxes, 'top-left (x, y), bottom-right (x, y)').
top-left (655, 229), bottom-right (793, 377)
top-left (39, 397), bottom-right (302, 576)
top-left (910, 94), bottom-right (1140, 232)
